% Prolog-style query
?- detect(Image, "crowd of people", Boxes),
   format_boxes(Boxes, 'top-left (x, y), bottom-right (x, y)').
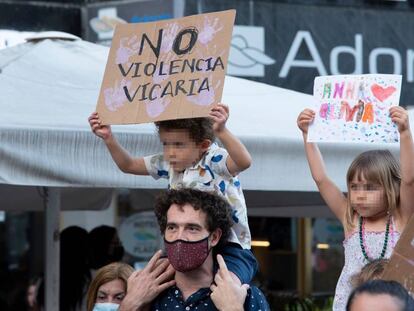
top-left (48, 189), bottom-right (412, 311)
top-left (23, 187), bottom-right (412, 310)
top-left (13, 100), bottom-right (413, 310)
top-left (87, 102), bottom-right (414, 310)
top-left (26, 225), bottom-right (125, 311)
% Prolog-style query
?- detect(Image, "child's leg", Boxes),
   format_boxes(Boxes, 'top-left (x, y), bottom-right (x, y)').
top-left (219, 242), bottom-right (258, 284)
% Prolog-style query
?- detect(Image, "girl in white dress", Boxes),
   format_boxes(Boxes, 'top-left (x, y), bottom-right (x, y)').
top-left (297, 106), bottom-right (414, 310)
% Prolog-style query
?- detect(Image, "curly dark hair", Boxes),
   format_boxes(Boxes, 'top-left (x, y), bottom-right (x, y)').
top-left (154, 189), bottom-right (232, 248)
top-left (155, 117), bottom-right (214, 143)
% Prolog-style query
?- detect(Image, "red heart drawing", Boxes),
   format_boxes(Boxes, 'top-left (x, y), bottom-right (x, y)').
top-left (371, 84), bottom-right (397, 102)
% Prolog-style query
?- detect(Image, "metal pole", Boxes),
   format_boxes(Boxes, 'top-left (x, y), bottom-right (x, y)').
top-left (173, 0), bottom-right (185, 18)
top-left (44, 187), bottom-right (61, 311)
top-left (197, 0), bottom-right (203, 14)
top-left (297, 218), bottom-right (312, 298)
top-left (249, 0), bottom-right (254, 25)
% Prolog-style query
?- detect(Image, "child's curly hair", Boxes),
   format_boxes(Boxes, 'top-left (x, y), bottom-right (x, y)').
top-left (155, 117), bottom-right (214, 143)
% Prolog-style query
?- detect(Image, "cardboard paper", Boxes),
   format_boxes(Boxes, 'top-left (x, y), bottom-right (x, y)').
top-left (95, 10), bottom-right (236, 124)
top-left (308, 74), bottom-right (402, 143)
top-left (382, 215), bottom-right (414, 294)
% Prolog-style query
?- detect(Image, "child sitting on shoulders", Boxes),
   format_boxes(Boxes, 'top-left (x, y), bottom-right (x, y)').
top-left (89, 104), bottom-right (256, 284)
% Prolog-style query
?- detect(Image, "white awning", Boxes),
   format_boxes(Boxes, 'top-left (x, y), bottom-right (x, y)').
top-left (1, 38), bottom-right (412, 193)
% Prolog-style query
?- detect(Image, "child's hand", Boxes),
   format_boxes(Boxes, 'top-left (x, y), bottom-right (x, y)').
top-left (210, 103), bottom-right (229, 134)
top-left (297, 109), bottom-right (315, 135)
top-left (390, 106), bottom-right (410, 134)
top-left (88, 112), bottom-right (112, 141)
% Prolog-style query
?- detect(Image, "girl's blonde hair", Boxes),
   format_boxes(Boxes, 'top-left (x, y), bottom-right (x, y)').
top-left (345, 150), bottom-right (400, 232)
top-left (86, 262), bottom-right (134, 311)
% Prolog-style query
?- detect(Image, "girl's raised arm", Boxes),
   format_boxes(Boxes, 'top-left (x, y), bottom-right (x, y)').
top-left (297, 109), bottom-right (348, 223)
top-left (391, 106), bottom-right (414, 223)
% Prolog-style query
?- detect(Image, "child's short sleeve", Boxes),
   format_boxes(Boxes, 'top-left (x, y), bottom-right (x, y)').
top-left (207, 145), bottom-right (233, 179)
top-left (143, 154), bottom-right (170, 180)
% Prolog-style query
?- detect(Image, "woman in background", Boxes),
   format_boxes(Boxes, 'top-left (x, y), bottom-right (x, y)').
top-left (86, 262), bottom-right (134, 311)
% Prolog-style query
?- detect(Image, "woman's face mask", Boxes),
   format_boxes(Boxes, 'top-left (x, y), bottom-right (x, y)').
top-left (93, 302), bottom-right (120, 311)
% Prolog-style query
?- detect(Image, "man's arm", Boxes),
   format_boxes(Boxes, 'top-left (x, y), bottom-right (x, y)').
top-left (210, 104), bottom-right (252, 176)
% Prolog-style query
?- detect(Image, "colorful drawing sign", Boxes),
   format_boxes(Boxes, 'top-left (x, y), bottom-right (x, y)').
top-left (95, 10), bottom-right (236, 124)
top-left (308, 74), bottom-right (402, 143)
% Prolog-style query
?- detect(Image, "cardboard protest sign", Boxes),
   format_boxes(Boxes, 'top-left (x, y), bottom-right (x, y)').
top-left (382, 215), bottom-right (414, 294)
top-left (96, 10), bottom-right (236, 124)
top-left (308, 74), bottom-right (402, 143)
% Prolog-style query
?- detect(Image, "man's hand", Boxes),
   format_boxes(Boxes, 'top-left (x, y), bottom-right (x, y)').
top-left (210, 103), bottom-right (229, 135)
top-left (210, 255), bottom-right (249, 311)
top-left (119, 250), bottom-right (176, 311)
top-left (88, 112), bottom-right (113, 141)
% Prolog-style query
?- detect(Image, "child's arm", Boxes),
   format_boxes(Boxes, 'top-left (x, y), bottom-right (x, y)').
top-left (88, 112), bottom-right (148, 175)
top-left (390, 106), bottom-right (414, 222)
top-left (210, 104), bottom-right (252, 176)
top-left (297, 109), bottom-right (347, 222)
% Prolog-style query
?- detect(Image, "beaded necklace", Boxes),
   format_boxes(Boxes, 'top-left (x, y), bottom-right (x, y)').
top-left (359, 215), bottom-right (390, 262)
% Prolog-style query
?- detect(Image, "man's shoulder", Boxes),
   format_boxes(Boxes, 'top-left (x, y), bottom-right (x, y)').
top-left (244, 286), bottom-right (270, 310)
top-left (149, 287), bottom-right (173, 310)
top-left (151, 285), bottom-right (175, 301)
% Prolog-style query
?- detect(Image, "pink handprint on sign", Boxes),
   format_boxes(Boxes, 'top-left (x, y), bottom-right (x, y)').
top-left (198, 17), bottom-right (223, 45)
top-left (161, 23), bottom-right (180, 53)
top-left (188, 78), bottom-right (221, 106)
top-left (145, 88), bottom-right (171, 118)
top-left (116, 36), bottom-right (140, 64)
top-left (104, 79), bottom-right (131, 111)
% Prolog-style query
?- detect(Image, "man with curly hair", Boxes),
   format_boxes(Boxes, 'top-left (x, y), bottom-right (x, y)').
top-left (120, 189), bottom-right (269, 311)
